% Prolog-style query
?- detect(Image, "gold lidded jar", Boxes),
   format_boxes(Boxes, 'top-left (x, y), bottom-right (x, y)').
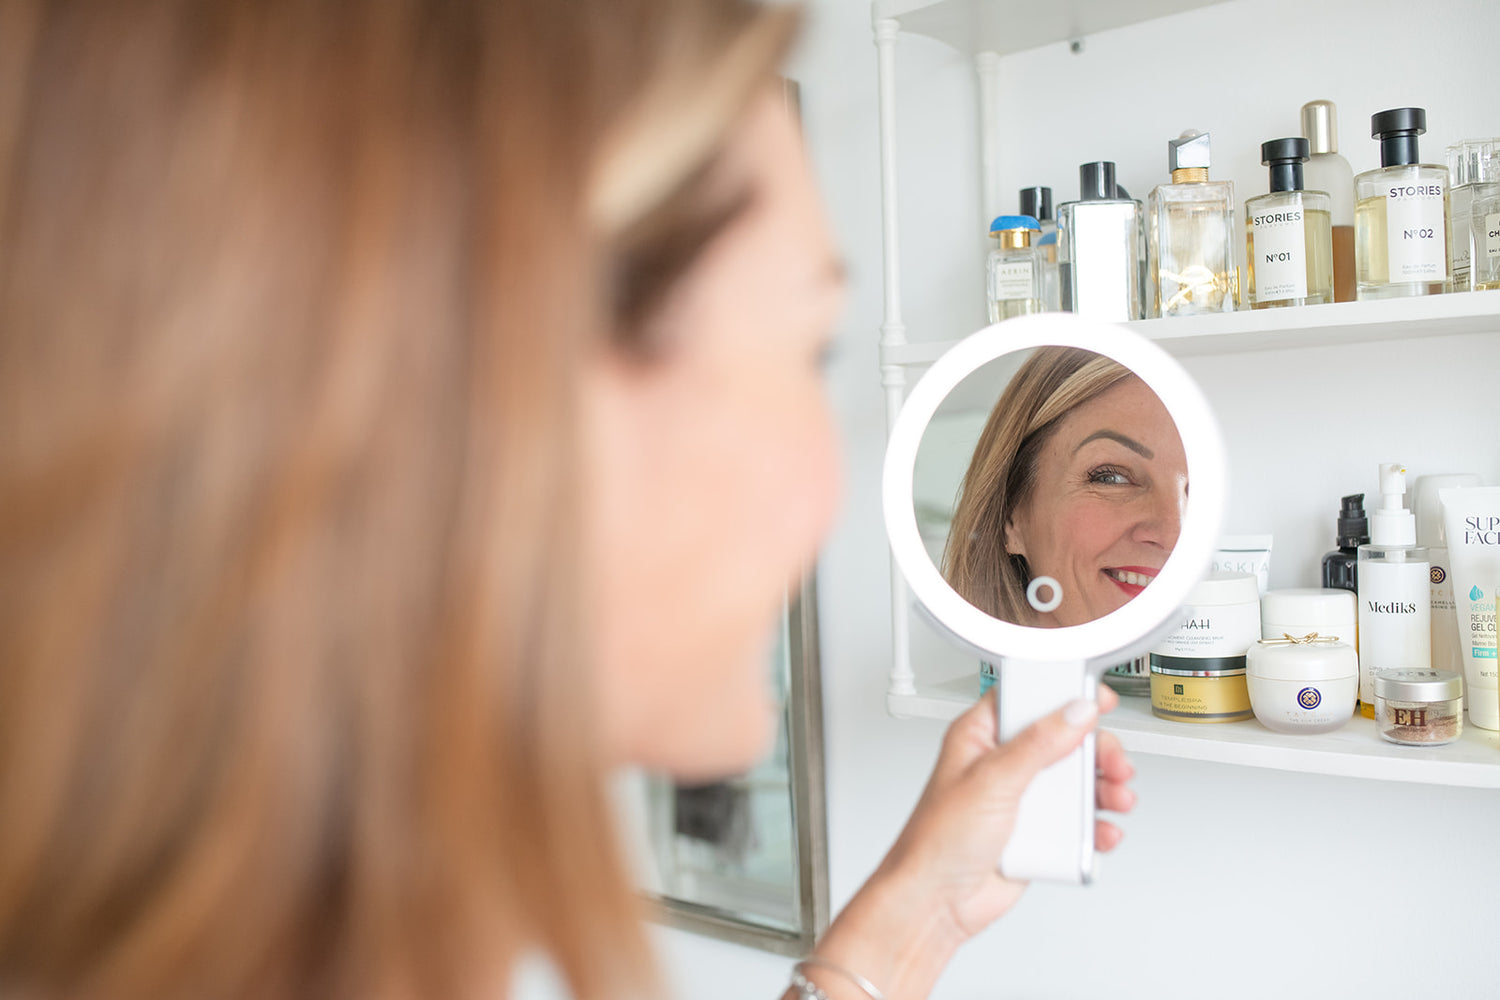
top-left (1373, 668), bottom-right (1464, 746)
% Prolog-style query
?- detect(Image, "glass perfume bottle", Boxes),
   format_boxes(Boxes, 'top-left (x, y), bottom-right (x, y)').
top-left (1019, 186), bottom-right (1061, 311)
top-left (1474, 152), bottom-right (1500, 291)
top-left (1354, 108), bottom-right (1451, 299)
top-left (1448, 139), bottom-right (1500, 292)
top-left (1244, 138), bottom-right (1333, 309)
top-left (985, 215), bottom-right (1043, 322)
top-left (1056, 161), bottom-right (1144, 321)
top-left (1300, 100), bottom-right (1356, 302)
top-left (1148, 130), bottom-right (1237, 317)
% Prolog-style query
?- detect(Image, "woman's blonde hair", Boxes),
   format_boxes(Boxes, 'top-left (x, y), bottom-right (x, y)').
top-left (0, 1), bottom-right (795, 998)
top-left (941, 347), bottom-right (1132, 625)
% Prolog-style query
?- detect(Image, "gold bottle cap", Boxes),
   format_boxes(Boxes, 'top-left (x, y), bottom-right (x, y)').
top-left (1301, 100), bottom-right (1338, 155)
top-left (1169, 167), bottom-right (1210, 184)
top-left (995, 229), bottom-right (1033, 249)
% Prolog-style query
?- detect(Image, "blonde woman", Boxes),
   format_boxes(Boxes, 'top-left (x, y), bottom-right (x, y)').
top-left (943, 348), bottom-right (1188, 628)
top-left (0, 2), bottom-right (1135, 999)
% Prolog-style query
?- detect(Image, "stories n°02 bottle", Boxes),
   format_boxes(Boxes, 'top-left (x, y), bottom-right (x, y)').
top-left (1354, 108), bottom-right (1451, 300)
top-left (1056, 161), bottom-right (1145, 322)
top-left (1244, 138), bottom-right (1334, 309)
top-left (1356, 463), bottom-right (1431, 718)
top-left (1147, 130), bottom-right (1237, 317)
top-left (985, 215), bottom-right (1044, 322)
top-left (1300, 100), bottom-right (1356, 303)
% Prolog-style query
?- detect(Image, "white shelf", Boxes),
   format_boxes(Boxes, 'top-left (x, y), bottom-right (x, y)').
top-left (889, 675), bottom-right (1500, 789)
top-left (874, 0), bottom-right (1225, 57)
top-left (878, 290), bottom-right (1500, 368)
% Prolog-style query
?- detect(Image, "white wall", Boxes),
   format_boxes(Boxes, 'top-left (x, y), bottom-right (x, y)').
top-left (653, 1), bottom-right (1500, 998)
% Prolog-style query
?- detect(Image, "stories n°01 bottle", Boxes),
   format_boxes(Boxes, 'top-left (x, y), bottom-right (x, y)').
top-left (985, 215), bottom-right (1044, 322)
top-left (1354, 108), bottom-right (1451, 300)
top-left (1057, 161), bottom-right (1145, 322)
top-left (1244, 138), bottom-right (1333, 309)
top-left (1356, 463), bottom-right (1431, 717)
top-left (1300, 100), bottom-right (1357, 303)
top-left (1147, 130), bottom-right (1237, 317)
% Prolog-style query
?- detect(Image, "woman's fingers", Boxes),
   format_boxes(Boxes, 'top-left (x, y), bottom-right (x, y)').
top-left (1095, 820), bottom-right (1125, 852)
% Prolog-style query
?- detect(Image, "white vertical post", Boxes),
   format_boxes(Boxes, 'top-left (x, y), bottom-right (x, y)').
top-left (872, 15), bottom-right (914, 703)
top-left (975, 51), bottom-right (1002, 226)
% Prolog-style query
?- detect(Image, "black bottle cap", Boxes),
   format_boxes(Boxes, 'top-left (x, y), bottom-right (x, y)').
top-left (1261, 137), bottom-right (1309, 193)
top-left (1079, 161), bottom-right (1118, 201)
top-left (1371, 107), bottom-right (1426, 168)
top-left (1336, 493), bottom-right (1370, 548)
top-left (1019, 186), bottom-right (1053, 222)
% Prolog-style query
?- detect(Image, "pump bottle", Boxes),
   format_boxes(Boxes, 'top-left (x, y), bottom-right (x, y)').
top-left (1356, 464), bottom-right (1431, 717)
top-left (1321, 493), bottom-right (1368, 593)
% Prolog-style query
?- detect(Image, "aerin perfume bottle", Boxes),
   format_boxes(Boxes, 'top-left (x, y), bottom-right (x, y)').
top-left (1300, 100), bottom-right (1356, 302)
top-left (1147, 131), bottom-right (1238, 317)
top-left (985, 215), bottom-right (1044, 322)
top-left (1244, 138), bottom-right (1333, 309)
top-left (1354, 108), bottom-right (1451, 299)
top-left (1056, 161), bottom-right (1145, 321)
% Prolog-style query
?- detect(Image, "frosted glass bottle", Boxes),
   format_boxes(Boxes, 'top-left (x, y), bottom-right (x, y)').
top-left (1147, 131), bottom-right (1237, 317)
top-left (1354, 108), bottom-right (1451, 300)
top-left (1300, 100), bottom-right (1356, 302)
top-left (1244, 138), bottom-right (1334, 308)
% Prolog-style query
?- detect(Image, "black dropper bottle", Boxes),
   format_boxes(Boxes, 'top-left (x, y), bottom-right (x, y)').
top-left (1321, 493), bottom-right (1369, 592)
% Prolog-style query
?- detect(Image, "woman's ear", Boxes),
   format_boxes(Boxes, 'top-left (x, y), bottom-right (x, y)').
top-left (1002, 514), bottom-right (1026, 559)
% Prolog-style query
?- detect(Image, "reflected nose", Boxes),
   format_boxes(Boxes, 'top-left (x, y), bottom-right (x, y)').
top-left (1137, 478), bottom-right (1186, 551)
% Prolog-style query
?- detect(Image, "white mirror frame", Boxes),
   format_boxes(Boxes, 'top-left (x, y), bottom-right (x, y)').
top-left (883, 313), bottom-right (1227, 670)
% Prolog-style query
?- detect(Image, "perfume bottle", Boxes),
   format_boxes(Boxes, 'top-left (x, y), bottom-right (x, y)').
top-left (1019, 186), bottom-right (1061, 311)
top-left (1356, 464), bottom-right (1431, 718)
top-left (1321, 493), bottom-right (1368, 594)
top-left (1474, 151), bottom-right (1500, 291)
top-left (1147, 130), bottom-right (1237, 317)
top-left (1300, 100), bottom-right (1356, 302)
top-left (1354, 108), bottom-right (1451, 299)
top-left (985, 215), bottom-right (1044, 322)
top-left (1244, 138), bottom-right (1333, 309)
top-left (1448, 139), bottom-right (1500, 292)
top-left (1056, 161), bottom-right (1145, 321)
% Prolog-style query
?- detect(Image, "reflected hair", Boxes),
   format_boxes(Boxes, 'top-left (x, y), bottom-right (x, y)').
top-left (0, 2), bottom-right (795, 1000)
top-left (941, 348), bottom-right (1132, 625)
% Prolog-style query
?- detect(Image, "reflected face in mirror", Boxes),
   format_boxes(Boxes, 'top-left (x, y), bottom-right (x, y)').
top-left (938, 347), bottom-right (1187, 629)
top-left (1002, 375), bottom-right (1186, 627)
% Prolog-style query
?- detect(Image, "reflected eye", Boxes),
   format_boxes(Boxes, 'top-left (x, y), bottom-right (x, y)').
top-left (1088, 466), bottom-right (1132, 486)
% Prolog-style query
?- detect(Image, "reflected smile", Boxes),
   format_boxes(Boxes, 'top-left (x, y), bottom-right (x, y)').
top-left (1103, 566), bottom-right (1157, 595)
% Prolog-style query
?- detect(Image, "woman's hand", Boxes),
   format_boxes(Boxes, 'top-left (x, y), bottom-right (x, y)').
top-left (804, 689), bottom-right (1134, 1000)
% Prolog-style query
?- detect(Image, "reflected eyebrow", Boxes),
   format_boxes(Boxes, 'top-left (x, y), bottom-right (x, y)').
top-left (1075, 430), bottom-right (1153, 459)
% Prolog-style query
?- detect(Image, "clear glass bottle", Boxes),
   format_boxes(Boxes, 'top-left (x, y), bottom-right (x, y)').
top-left (1019, 186), bottom-right (1061, 312)
top-left (1148, 130), bottom-right (1238, 317)
top-left (1447, 138), bottom-right (1500, 292)
top-left (1244, 138), bottom-right (1333, 309)
top-left (1466, 151), bottom-right (1500, 291)
top-left (1300, 100), bottom-right (1356, 302)
top-left (1056, 161), bottom-right (1144, 321)
top-left (985, 215), bottom-right (1043, 322)
top-left (1354, 108), bottom-right (1451, 299)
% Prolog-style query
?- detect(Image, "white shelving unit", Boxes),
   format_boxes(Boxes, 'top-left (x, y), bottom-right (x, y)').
top-left (871, 0), bottom-right (1500, 791)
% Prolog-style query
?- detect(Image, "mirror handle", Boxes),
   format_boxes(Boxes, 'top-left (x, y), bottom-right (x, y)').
top-left (994, 659), bottom-right (1097, 884)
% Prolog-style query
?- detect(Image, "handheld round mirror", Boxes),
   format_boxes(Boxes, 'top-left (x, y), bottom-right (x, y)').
top-left (883, 313), bottom-right (1226, 884)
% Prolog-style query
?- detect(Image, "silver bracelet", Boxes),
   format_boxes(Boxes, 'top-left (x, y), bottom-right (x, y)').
top-left (792, 957), bottom-right (887, 1000)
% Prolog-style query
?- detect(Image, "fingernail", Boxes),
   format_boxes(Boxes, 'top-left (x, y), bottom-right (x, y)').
top-left (1063, 699), bottom-right (1098, 728)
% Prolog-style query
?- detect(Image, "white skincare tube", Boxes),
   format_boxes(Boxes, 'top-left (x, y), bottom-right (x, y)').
top-left (1440, 486), bottom-right (1500, 730)
top-left (1212, 534), bottom-right (1273, 595)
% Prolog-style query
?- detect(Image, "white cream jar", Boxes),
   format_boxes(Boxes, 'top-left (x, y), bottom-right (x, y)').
top-left (1246, 635), bottom-right (1358, 734)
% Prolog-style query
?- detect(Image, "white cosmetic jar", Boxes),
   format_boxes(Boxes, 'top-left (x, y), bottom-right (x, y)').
top-left (1246, 635), bottom-right (1358, 734)
top-left (1260, 587), bottom-right (1358, 648)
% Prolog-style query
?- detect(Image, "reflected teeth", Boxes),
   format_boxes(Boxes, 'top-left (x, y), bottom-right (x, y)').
top-left (1106, 569), bottom-right (1154, 587)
